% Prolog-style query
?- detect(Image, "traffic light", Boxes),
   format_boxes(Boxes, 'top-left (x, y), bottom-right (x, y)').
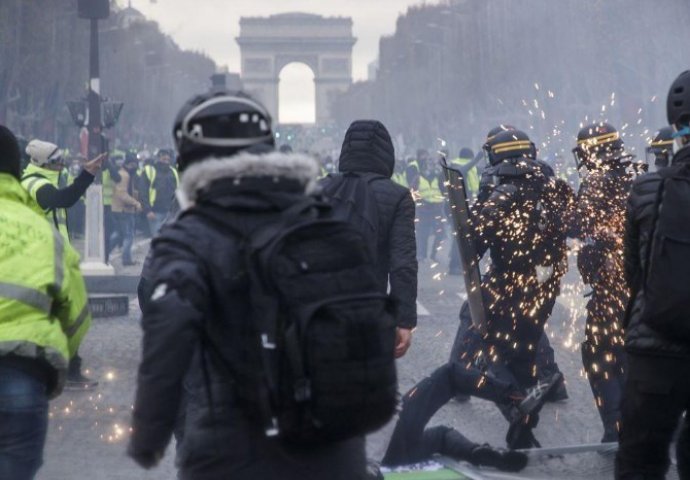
top-left (78, 0), bottom-right (110, 19)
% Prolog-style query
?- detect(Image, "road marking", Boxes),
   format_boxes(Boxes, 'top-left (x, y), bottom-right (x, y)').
top-left (417, 300), bottom-right (430, 316)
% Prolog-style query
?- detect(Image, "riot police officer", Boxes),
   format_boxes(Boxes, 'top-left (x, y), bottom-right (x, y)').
top-left (645, 126), bottom-right (674, 170)
top-left (449, 126), bottom-right (570, 403)
top-left (571, 122), bottom-right (640, 442)
top-left (449, 130), bottom-right (573, 447)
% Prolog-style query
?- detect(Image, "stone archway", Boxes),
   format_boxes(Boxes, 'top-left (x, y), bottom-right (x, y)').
top-left (236, 13), bottom-right (356, 125)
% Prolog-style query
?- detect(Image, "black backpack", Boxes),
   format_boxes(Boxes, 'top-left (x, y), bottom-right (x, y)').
top-left (320, 172), bottom-right (385, 263)
top-left (642, 164), bottom-right (690, 340)
top-left (197, 198), bottom-right (397, 445)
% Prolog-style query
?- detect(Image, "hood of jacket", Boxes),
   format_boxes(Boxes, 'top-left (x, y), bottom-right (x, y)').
top-left (338, 120), bottom-right (395, 178)
top-left (177, 150), bottom-right (320, 210)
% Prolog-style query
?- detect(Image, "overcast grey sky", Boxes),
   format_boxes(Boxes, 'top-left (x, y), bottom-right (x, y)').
top-left (128, 0), bottom-right (437, 79)
top-left (126, 0), bottom-right (439, 122)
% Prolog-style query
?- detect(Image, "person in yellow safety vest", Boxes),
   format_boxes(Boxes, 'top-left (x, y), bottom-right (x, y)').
top-left (140, 148), bottom-right (179, 236)
top-left (410, 149), bottom-right (445, 261)
top-left (0, 126), bottom-right (92, 479)
top-left (21, 140), bottom-right (105, 242)
top-left (21, 139), bottom-right (103, 391)
top-left (104, 151), bottom-right (125, 263)
top-left (392, 158), bottom-right (409, 187)
top-left (450, 147), bottom-right (481, 197)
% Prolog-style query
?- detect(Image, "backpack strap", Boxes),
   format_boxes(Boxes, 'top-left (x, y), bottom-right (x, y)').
top-left (248, 197), bottom-right (325, 252)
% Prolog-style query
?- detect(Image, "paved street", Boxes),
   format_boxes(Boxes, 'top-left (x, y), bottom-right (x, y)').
top-left (37, 240), bottom-right (678, 479)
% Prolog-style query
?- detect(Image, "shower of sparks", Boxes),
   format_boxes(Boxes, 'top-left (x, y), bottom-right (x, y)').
top-left (49, 372), bottom-right (134, 445)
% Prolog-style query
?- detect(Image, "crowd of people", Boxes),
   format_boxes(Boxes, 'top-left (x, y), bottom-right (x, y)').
top-left (1, 70), bottom-right (690, 480)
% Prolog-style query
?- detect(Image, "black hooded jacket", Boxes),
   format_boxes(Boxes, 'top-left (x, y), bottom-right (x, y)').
top-left (129, 151), bottom-right (366, 480)
top-left (331, 120), bottom-right (418, 329)
top-left (623, 145), bottom-right (690, 357)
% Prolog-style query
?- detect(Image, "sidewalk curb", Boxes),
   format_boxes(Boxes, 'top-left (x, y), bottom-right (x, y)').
top-left (85, 275), bottom-right (140, 294)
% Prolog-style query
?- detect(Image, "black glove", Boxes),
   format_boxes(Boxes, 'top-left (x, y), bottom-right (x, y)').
top-left (127, 444), bottom-right (163, 470)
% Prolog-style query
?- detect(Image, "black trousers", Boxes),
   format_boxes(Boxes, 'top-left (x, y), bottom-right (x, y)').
top-left (382, 361), bottom-right (516, 466)
top-left (615, 353), bottom-right (690, 480)
top-left (583, 276), bottom-right (628, 441)
top-left (449, 302), bottom-right (561, 382)
top-left (104, 205), bottom-right (114, 262)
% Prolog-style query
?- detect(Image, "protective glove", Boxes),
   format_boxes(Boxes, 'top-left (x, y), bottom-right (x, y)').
top-left (127, 444), bottom-right (163, 470)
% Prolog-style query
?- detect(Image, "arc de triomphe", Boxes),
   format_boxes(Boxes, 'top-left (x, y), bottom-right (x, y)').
top-left (236, 13), bottom-right (356, 124)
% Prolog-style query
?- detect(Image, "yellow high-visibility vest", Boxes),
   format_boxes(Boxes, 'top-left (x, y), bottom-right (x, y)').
top-left (450, 157), bottom-right (480, 194)
top-left (144, 165), bottom-right (179, 206)
top-left (21, 164), bottom-right (70, 241)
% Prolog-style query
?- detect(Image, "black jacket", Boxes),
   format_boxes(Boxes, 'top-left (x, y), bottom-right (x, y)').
top-left (129, 151), bottom-right (366, 480)
top-left (474, 159), bottom-right (573, 355)
top-left (572, 163), bottom-right (633, 243)
top-left (623, 146), bottom-right (690, 357)
top-left (334, 120), bottom-right (418, 329)
top-left (34, 169), bottom-right (93, 210)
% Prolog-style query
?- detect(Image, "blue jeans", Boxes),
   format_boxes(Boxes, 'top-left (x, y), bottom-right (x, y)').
top-left (109, 212), bottom-right (136, 263)
top-left (147, 212), bottom-right (167, 237)
top-left (0, 364), bottom-right (49, 480)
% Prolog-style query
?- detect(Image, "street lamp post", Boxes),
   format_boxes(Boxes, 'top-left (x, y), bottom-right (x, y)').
top-left (79, 0), bottom-right (113, 275)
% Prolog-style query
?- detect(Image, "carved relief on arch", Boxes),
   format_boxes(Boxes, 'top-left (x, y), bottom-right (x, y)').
top-left (243, 58), bottom-right (272, 75)
top-left (321, 58), bottom-right (349, 75)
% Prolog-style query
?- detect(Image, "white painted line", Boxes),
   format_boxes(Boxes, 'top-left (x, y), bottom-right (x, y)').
top-left (417, 300), bottom-right (430, 316)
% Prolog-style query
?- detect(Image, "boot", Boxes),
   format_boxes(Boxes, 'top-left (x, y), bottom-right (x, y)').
top-left (65, 354), bottom-right (98, 390)
top-left (581, 342), bottom-right (622, 443)
top-left (469, 444), bottom-right (528, 472)
top-left (505, 372), bottom-right (563, 449)
top-left (506, 427), bottom-right (541, 450)
top-left (516, 372), bottom-right (563, 419)
top-left (544, 375), bottom-right (569, 402)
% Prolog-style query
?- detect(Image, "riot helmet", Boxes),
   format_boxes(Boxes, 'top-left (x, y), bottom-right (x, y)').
top-left (483, 125), bottom-right (516, 165)
top-left (572, 122), bottom-right (625, 171)
top-left (646, 127), bottom-right (674, 168)
top-left (487, 129), bottom-right (537, 166)
top-left (172, 90), bottom-right (275, 172)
